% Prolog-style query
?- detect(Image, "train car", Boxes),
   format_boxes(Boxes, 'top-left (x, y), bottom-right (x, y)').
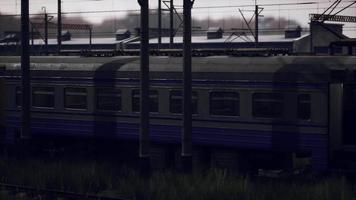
top-left (0, 56), bottom-right (356, 171)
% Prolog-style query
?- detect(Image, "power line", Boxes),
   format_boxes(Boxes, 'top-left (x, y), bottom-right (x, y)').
top-left (0, 0), bottom-right (353, 8)
top-left (0, 0), bottom-right (355, 20)
top-left (1, 4), bottom-right (355, 17)
top-left (0, 0), bottom-right (109, 5)
top-left (191, 5), bottom-right (356, 14)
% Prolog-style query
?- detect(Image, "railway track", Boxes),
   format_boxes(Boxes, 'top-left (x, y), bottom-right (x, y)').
top-left (0, 182), bottom-right (129, 200)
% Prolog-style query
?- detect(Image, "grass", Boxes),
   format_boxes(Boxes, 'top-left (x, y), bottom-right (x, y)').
top-left (0, 157), bottom-right (355, 200)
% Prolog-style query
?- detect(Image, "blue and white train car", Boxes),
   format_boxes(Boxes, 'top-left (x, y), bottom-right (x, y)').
top-left (0, 56), bottom-right (356, 171)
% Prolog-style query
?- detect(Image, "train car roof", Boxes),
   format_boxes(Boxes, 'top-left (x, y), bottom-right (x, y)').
top-left (1, 56), bottom-right (356, 82)
top-left (1, 56), bottom-right (355, 71)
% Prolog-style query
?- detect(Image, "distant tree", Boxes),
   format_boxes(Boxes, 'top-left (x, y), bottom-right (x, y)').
top-left (0, 11), bottom-right (300, 38)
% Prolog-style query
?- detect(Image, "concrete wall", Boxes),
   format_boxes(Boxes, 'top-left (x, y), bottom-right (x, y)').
top-left (310, 22), bottom-right (345, 54)
top-left (293, 22), bottom-right (347, 54)
top-left (294, 35), bottom-right (311, 54)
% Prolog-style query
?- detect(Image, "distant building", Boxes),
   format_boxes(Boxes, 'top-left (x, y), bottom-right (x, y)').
top-left (116, 29), bottom-right (131, 41)
top-left (330, 39), bottom-right (356, 55)
top-left (285, 26), bottom-right (302, 39)
top-left (134, 27), bottom-right (171, 38)
top-left (61, 30), bottom-right (71, 41)
top-left (293, 22), bottom-right (348, 54)
top-left (0, 31), bottom-right (20, 44)
top-left (207, 27), bottom-right (224, 39)
top-left (1, 18), bottom-right (353, 56)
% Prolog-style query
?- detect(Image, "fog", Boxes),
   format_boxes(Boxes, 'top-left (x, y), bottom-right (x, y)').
top-left (0, 10), bottom-right (300, 38)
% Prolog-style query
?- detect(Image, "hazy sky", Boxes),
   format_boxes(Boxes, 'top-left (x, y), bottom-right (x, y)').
top-left (0, 0), bottom-right (355, 33)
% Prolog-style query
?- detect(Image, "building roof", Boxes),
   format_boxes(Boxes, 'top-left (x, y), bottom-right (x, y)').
top-left (0, 32), bottom-right (309, 49)
top-left (61, 30), bottom-right (71, 35)
top-left (28, 37), bottom-right (126, 45)
top-left (116, 29), bottom-right (130, 34)
top-left (207, 27), bottom-right (223, 33)
top-left (1, 56), bottom-right (356, 82)
top-left (21, 32), bottom-right (308, 46)
top-left (139, 33), bottom-right (309, 44)
top-left (2, 56), bottom-right (355, 72)
top-left (0, 33), bottom-right (20, 43)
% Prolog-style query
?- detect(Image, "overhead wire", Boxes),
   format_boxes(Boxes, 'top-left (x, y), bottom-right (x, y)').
top-left (0, 0), bottom-right (355, 34)
top-left (1, 4), bottom-right (355, 17)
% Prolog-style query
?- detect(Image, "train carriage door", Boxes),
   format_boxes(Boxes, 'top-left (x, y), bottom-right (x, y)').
top-left (330, 83), bottom-right (356, 150)
top-left (342, 84), bottom-right (356, 145)
top-left (329, 83), bottom-right (343, 151)
top-left (0, 78), bottom-right (4, 137)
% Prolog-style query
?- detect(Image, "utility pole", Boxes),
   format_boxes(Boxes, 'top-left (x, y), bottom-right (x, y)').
top-left (57, 0), bottom-right (62, 54)
top-left (255, 4), bottom-right (259, 44)
top-left (43, 8), bottom-right (48, 55)
top-left (21, 0), bottom-right (31, 141)
top-left (182, 0), bottom-right (194, 173)
top-left (89, 27), bottom-right (92, 51)
top-left (158, 0), bottom-right (162, 49)
top-left (170, 0), bottom-right (174, 48)
top-left (138, 0), bottom-right (151, 177)
top-left (44, 13), bottom-right (48, 54)
top-left (31, 26), bottom-right (34, 46)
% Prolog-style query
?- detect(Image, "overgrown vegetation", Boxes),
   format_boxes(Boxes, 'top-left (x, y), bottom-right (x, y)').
top-left (0, 156), bottom-right (355, 200)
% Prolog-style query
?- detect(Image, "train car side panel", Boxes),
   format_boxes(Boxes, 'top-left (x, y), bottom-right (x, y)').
top-left (329, 83), bottom-right (343, 155)
top-left (0, 78), bottom-right (4, 141)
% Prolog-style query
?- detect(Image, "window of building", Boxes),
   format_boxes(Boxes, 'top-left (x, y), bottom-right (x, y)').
top-left (253, 93), bottom-right (284, 118)
top-left (65, 88), bottom-right (87, 110)
top-left (15, 87), bottom-right (21, 107)
top-left (298, 94), bottom-right (311, 120)
top-left (169, 90), bottom-right (198, 114)
top-left (96, 88), bottom-right (121, 111)
top-left (32, 87), bottom-right (55, 108)
top-left (210, 92), bottom-right (239, 116)
top-left (132, 89), bottom-right (159, 113)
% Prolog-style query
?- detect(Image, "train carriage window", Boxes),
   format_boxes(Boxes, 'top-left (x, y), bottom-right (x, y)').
top-left (210, 92), bottom-right (239, 116)
top-left (298, 94), bottom-right (311, 120)
top-left (253, 93), bottom-right (284, 118)
top-left (96, 88), bottom-right (121, 111)
top-left (65, 88), bottom-right (87, 110)
top-left (32, 87), bottom-right (55, 108)
top-left (169, 90), bottom-right (198, 114)
top-left (132, 89), bottom-right (159, 113)
top-left (15, 87), bottom-right (21, 107)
